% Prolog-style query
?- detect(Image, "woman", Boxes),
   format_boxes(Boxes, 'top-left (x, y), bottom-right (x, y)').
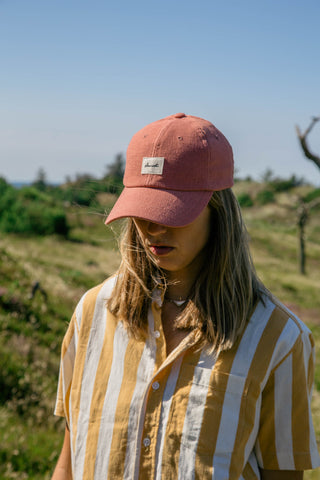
top-left (52, 113), bottom-right (319, 479)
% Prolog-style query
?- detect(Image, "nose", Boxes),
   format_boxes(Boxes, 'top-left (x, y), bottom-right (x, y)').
top-left (146, 221), bottom-right (167, 236)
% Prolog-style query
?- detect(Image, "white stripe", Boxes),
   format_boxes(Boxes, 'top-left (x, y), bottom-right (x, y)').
top-left (63, 332), bottom-right (76, 474)
top-left (302, 331), bottom-right (312, 390)
top-left (178, 350), bottom-right (217, 480)
top-left (212, 299), bottom-right (275, 472)
top-left (242, 450), bottom-right (261, 479)
top-left (75, 293), bottom-right (85, 331)
top-left (155, 356), bottom-right (183, 480)
top-left (243, 394), bottom-right (261, 470)
top-left (55, 292), bottom-right (83, 419)
top-left (68, 294), bottom-right (84, 476)
top-left (125, 307), bottom-right (157, 479)
top-left (74, 281), bottom-right (114, 480)
top-left (255, 437), bottom-right (264, 469)
top-left (274, 355), bottom-right (295, 468)
top-left (247, 450), bottom-right (261, 478)
top-left (93, 321), bottom-right (129, 478)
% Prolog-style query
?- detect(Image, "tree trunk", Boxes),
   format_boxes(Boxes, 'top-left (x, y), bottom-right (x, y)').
top-left (297, 203), bottom-right (308, 275)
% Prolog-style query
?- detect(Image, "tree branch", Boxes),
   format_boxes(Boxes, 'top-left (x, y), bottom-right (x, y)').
top-left (295, 117), bottom-right (320, 169)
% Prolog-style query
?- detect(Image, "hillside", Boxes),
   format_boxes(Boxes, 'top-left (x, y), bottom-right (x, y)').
top-left (0, 181), bottom-right (320, 479)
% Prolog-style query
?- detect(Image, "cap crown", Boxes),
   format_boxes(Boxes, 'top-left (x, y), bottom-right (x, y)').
top-left (124, 113), bottom-right (234, 192)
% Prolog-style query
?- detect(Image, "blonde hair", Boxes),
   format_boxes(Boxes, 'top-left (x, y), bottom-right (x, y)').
top-left (108, 189), bottom-right (266, 352)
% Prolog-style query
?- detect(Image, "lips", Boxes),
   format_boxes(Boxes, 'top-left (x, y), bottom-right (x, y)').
top-left (149, 245), bottom-right (174, 256)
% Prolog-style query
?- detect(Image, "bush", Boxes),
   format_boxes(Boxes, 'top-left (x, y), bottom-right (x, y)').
top-left (51, 184), bottom-right (98, 206)
top-left (0, 181), bottom-right (70, 236)
top-left (0, 200), bottom-right (69, 236)
top-left (19, 186), bottom-right (54, 204)
top-left (0, 176), bottom-right (11, 195)
top-left (237, 193), bottom-right (254, 207)
top-left (303, 188), bottom-right (320, 203)
top-left (268, 174), bottom-right (306, 193)
top-left (256, 189), bottom-right (275, 205)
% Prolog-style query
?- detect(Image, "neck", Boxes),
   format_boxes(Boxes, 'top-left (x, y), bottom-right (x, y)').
top-left (164, 278), bottom-right (193, 301)
top-left (164, 248), bottom-right (207, 300)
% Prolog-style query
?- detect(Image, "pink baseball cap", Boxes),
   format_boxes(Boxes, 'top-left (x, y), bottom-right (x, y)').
top-left (105, 113), bottom-right (234, 227)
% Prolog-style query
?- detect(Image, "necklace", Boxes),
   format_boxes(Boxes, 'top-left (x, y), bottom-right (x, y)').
top-left (164, 296), bottom-right (188, 307)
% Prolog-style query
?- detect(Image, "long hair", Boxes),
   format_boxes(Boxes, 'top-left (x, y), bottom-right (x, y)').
top-left (108, 188), bottom-right (266, 352)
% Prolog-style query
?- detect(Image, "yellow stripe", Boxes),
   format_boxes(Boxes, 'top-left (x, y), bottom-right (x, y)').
top-left (258, 371), bottom-right (277, 468)
top-left (140, 360), bottom-right (178, 478)
top-left (54, 366), bottom-right (65, 417)
top-left (230, 306), bottom-right (289, 475)
top-left (292, 335), bottom-right (311, 469)
top-left (160, 350), bottom-right (202, 479)
top-left (194, 339), bottom-right (241, 477)
top-left (107, 336), bottom-right (146, 479)
top-left (56, 313), bottom-right (75, 423)
top-left (61, 312), bottom-right (76, 359)
top-left (70, 284), bottom-right (105, 454)
top-left (242, 460), bottom-right (258, 479)
top-left (152, 302), bottom-right (167, 370)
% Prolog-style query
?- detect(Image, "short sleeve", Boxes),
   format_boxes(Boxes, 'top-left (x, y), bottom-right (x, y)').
top-left (54, 311), bottom-right (78, 425)
top-left (255, 329), bottom-right (320, 470)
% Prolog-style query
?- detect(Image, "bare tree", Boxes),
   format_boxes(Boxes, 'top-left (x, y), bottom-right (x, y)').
top-left (295, 116), bottom-right (320, 170)
top-left (295, 116), bottom-right (320, 274)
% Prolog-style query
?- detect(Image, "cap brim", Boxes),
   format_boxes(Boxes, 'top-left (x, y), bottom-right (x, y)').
top-left (105, 187), bottom-right (213, 227)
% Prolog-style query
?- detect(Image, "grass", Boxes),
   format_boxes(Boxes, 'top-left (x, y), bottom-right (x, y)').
top-left (0, 184), bottom-right (320, 478)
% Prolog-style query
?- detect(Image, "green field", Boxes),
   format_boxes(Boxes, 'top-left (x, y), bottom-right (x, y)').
top-left (0, 183), bottom-right (319, 478)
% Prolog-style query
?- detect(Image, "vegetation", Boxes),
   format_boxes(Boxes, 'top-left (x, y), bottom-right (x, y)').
top-left (0, 172), bottom-right (319, 478)
top-left (0, 155), bottom-right (124, 237)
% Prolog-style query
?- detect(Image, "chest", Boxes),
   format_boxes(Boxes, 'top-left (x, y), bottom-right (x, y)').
top-left (161, 302), bottom-right (190, 356)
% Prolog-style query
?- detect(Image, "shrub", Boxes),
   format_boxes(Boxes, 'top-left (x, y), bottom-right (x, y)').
top-left (0, 176), bottom-right (11, 195)
top-left (270, 175), bottom-right (305, 192)
top-left (0, 201), bottom-right (69, 236)
top-left (19, 186), bottom-right (54, 204)
top-left (256, 189), bottom-right (275, 205)
top-left (237, 193), bottom-right (254, 208)
top-left (303, 188), bottom-right (320, 203)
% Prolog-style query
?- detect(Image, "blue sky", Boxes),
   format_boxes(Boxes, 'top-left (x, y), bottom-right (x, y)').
top-left (1, 0), bottom-right (320, 184)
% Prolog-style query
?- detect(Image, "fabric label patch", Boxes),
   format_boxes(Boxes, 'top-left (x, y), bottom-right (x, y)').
top-left (141, 157), bottom-right (164, 175)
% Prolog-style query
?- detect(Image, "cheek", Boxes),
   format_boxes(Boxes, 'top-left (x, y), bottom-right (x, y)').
top-left (193, 227), bottom-right (210, 254)
top-left (194, 211), bottom-right (211, 250)
top-left (133, 221), bottom-right (147, 243)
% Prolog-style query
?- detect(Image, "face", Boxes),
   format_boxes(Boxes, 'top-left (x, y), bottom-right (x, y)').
top-left (133, 207), bottom-right (211, 282)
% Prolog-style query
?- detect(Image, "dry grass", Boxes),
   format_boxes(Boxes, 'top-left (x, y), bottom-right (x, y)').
top-left (1, 186), bottom-right (320, 478)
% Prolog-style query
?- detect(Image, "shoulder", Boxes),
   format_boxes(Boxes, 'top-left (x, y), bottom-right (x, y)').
top-left (80, 274), bottom-right (118, 306)
top-left (74, 274), bottom-right (118, 331)
top-left (251, 294), bottom-right (314, 374)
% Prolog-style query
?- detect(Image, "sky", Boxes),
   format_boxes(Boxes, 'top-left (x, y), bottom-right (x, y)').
top-left (1, 0), bottom-right (320, 185)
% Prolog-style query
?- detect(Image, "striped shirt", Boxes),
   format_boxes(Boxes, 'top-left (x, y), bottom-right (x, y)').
top-left (55, 276), bottom-right (320, 479)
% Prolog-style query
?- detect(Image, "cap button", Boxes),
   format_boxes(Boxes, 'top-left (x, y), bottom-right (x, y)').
top-left (173, 113), bottom-right (186, 118)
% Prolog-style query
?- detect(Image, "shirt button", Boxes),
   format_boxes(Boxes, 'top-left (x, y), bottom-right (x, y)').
top-left (152, 381), bottom-right (160, 391)
top-left (143, 437), bottom-right (151, 447)
top-left (154, 330), bottom-right (160, 338)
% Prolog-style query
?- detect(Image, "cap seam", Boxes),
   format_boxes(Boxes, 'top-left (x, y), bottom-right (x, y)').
top-left (151, 118), bottom-right (172, 158)
top-left (198, 125), bottom-right (211, 182)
